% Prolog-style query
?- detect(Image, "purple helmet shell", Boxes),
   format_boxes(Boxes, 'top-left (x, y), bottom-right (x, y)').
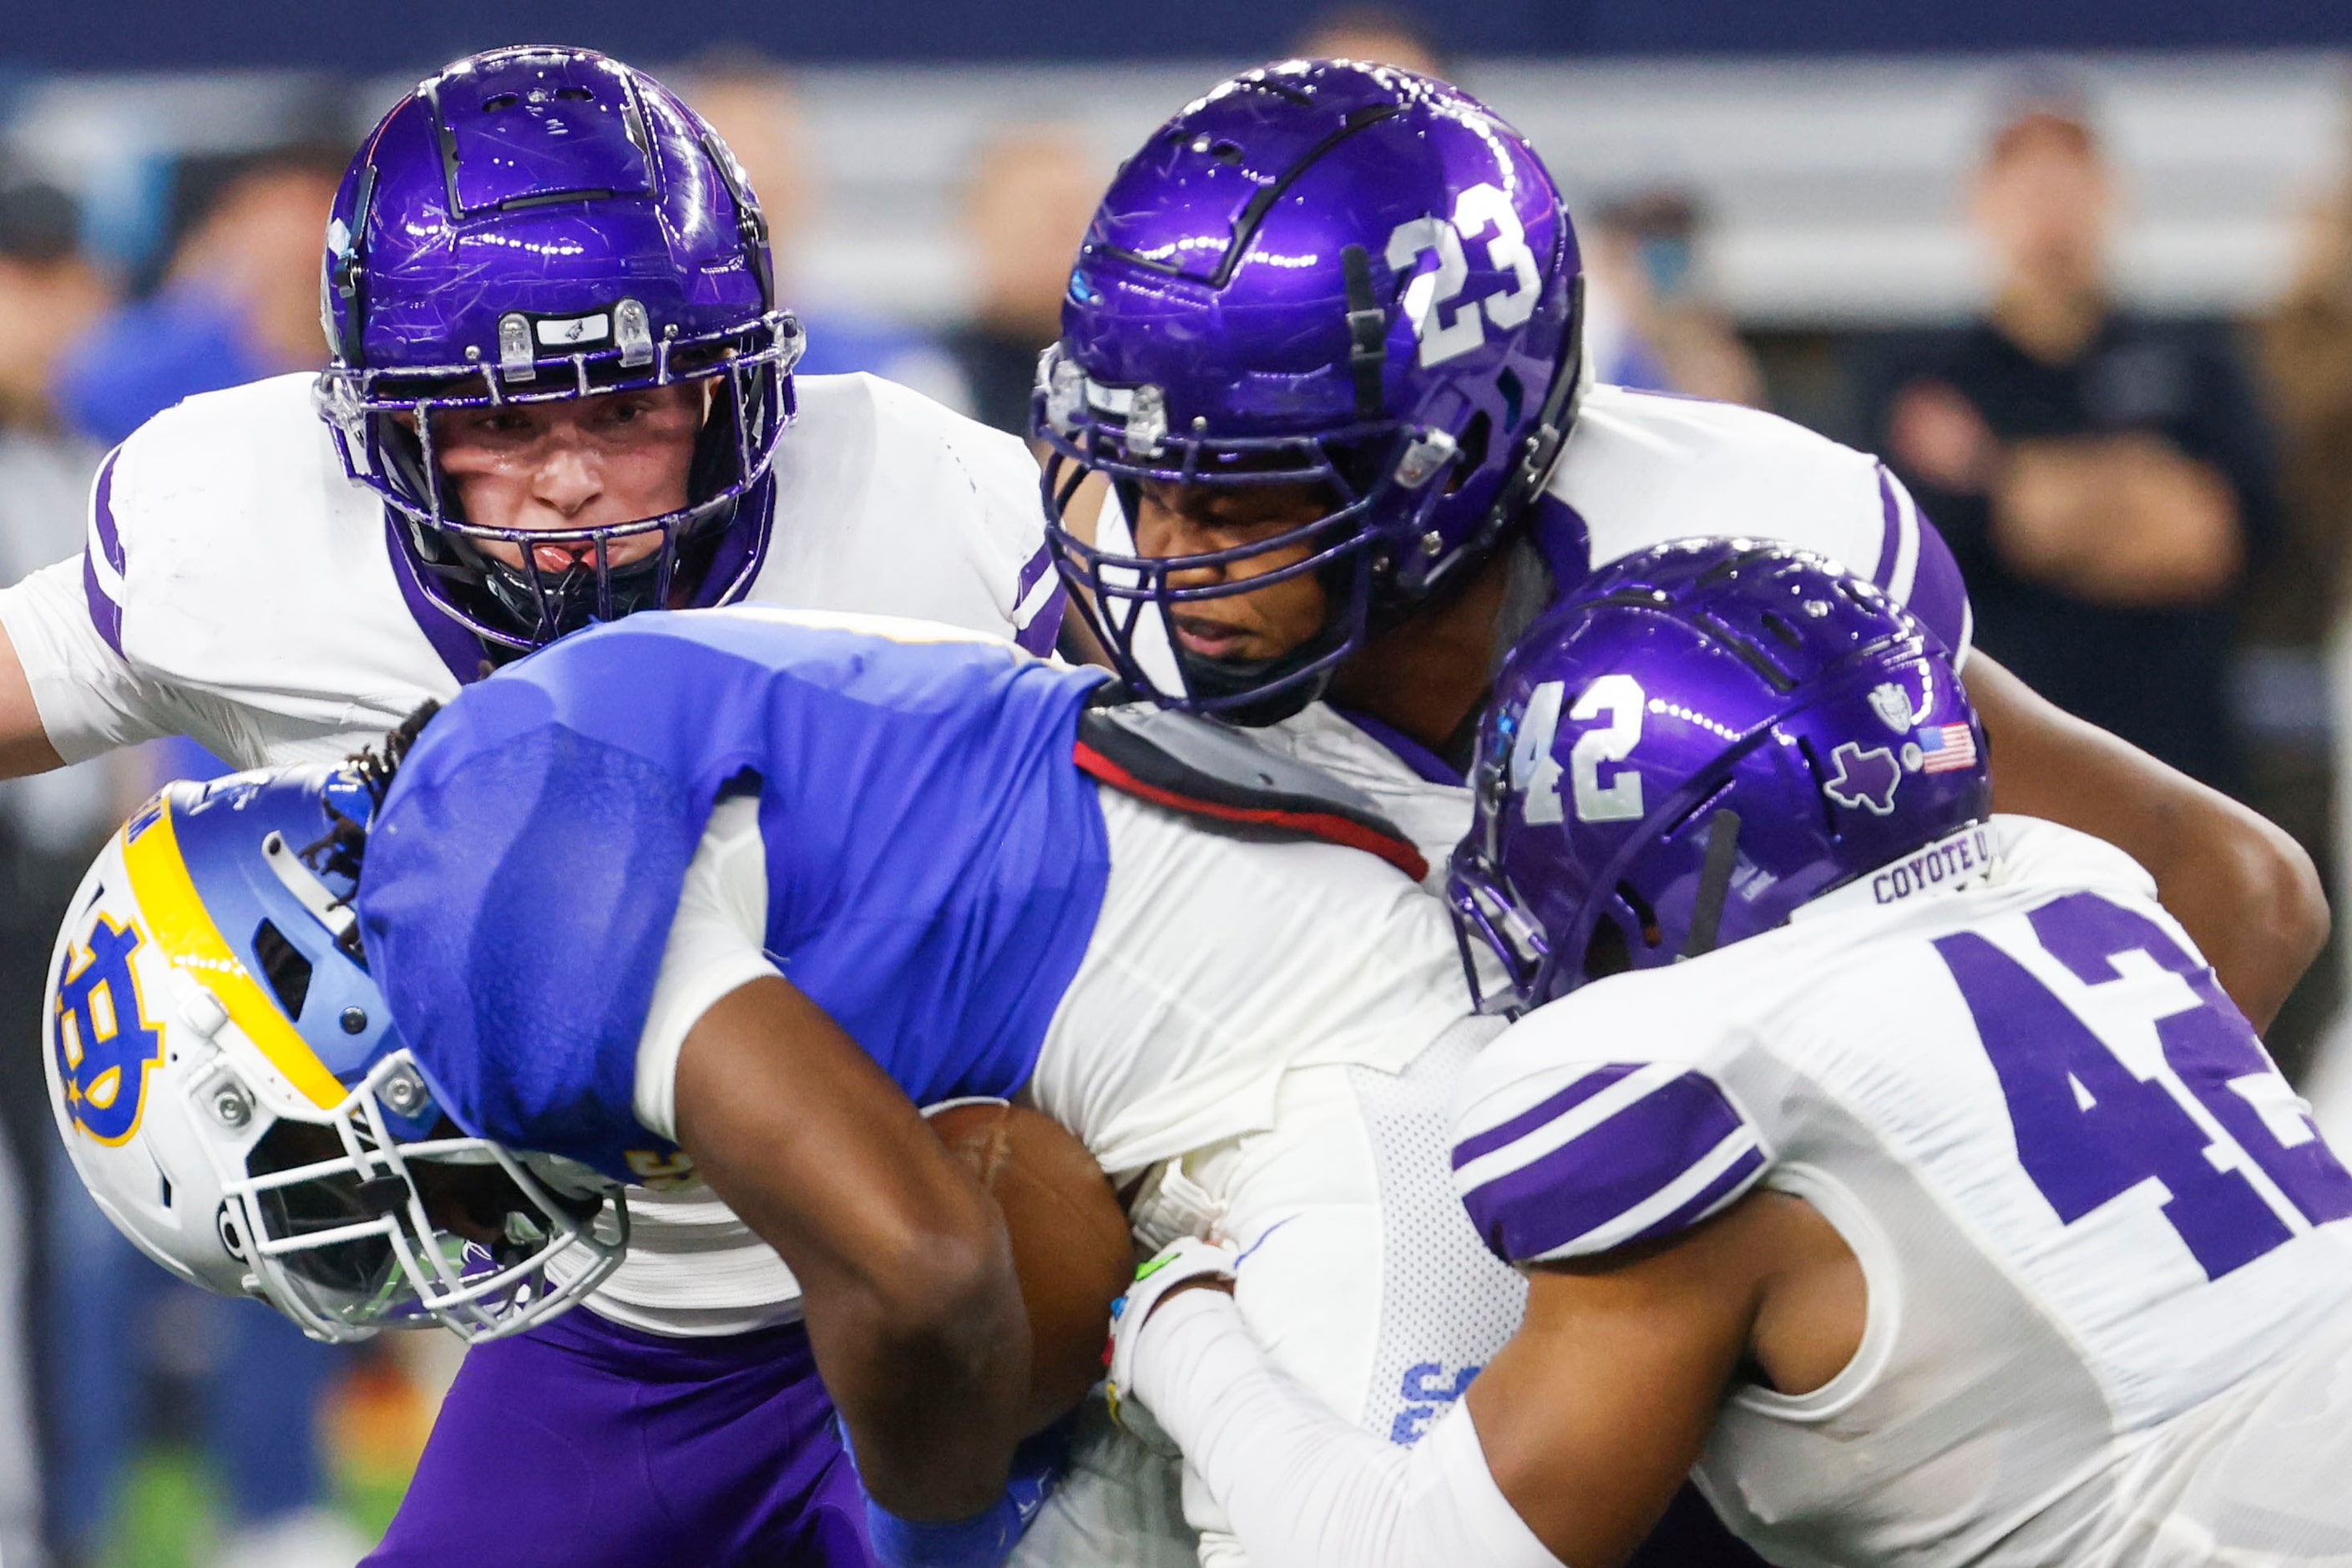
top-left (313, 45), bottom-right (803, 654)
top-left (1450, 539), bottom-right (1991, 1014)
top-left (1035, 59), bottom-right (1583, 722)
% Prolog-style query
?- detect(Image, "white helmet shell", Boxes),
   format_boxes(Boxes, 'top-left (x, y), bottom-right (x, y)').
top-left (46, 777), bottom-right (629, 1343)
top-left (45, 827), bottom-right (271, 1302)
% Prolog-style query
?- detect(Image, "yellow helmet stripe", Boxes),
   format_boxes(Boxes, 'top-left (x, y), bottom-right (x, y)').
top-left (119, 798), bottom-right (349, 1110)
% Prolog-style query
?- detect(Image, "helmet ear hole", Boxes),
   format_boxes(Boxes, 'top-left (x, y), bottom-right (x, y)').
top-left (1582, 913), bottom-right (1632, 983)
top-left (1616, 880), bottom-right (1664, 948)
top-left (1444, 412), bottom-right (1491, 496)
top-left (251, 920), bottom-right (314, 1020)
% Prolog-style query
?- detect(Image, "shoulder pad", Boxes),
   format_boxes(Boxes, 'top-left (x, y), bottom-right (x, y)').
top-left (1074, 701), bottom-right (1428, 883)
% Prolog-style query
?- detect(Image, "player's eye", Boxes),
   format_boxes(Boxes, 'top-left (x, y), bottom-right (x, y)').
top-left (606, 392), bottom-right (671, 424)
top-left (452, 411), bottom-right (532, 441)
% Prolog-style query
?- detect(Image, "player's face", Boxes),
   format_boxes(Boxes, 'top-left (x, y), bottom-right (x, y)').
top-left (254, 1120), bottom-right (567, 1271)
top-left (1130, 479), bottom-right (1333, 663)
top-left (432, 385), bottom-right (706, 572)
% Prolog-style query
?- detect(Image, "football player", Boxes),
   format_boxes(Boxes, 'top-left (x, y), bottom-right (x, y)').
top-left (49, 605), bottom-right (1525, 1567)
top-left (0, 44), bottom-right (1071, 1560)
top-left (1036, 58), bottom-right (2321, 1037)
top-left (1110, 541), bottom-right (2352, 1567)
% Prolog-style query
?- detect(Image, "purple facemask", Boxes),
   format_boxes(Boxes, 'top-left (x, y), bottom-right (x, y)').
top-left (314, 45), bottom-right (802, 655)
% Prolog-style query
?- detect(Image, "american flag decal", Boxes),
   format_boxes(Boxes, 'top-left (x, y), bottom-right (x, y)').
top-left (1916, 723), bottom-right (1977, 773)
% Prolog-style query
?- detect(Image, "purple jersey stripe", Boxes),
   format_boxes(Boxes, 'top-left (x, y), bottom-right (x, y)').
top-left (1013, 540), bottom-right (1067, 657)
top-left (1015, 537), bottom-right (1055, 605)
top-left (89, 447), bottom-right (126, 574)
top-left (1871, 465), bottom-right (1905, 590)
top-left (1016, 583), bottom-right (1067, 656)
top-left (1619, 1145), bottom-right (1768, 1251)
top-left (1460, 1070), bottom-right (1750, 1263)
top-left (82, 448), bottom-right (126, 658)
top-left (1451, 1062), bottom-right (1641, 1170)
top-left (81, 553), bottom-right (124, 659)
top-left (1904, 511), bottom-right (1972, 660)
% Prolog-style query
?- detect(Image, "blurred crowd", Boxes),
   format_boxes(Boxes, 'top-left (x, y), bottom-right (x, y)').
top-left (0, 13), bottom-right (2346, 1565)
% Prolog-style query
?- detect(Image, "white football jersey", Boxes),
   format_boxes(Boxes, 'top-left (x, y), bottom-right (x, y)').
top-left (569, 752), bottom-right (1474, 1333)
top-left (1246, 384), bottom-right (1973, 888)
top-left (640, 779), bottom-right (1469, 1170)
top-left (0, 370), bottom-right (1060, 769)
top-left (0, 368), bottom-right (1062, 1338)
top-left (1450, 816), bottom-right (2352, 1567)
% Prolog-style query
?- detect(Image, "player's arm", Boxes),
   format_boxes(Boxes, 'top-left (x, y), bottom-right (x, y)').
top-left (670, 974), bottom-right (1032, 1523)
top-left (0, 436), bottom-right (205, 778)
top-left (0, 620), bottom-right (66, 776)
top-left (1966, 649), bottom-right (2325, 1029)
top-left (1122, 1191), bottom-right (1844, 1568)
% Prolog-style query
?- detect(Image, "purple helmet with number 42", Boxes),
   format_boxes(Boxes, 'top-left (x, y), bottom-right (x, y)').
top-left (1037, 59), bottom-right (1582, 722)
top-left (314, 45), bottom-right (802, 653)
top-left (1450, 540), bottom-right (1991, 1014)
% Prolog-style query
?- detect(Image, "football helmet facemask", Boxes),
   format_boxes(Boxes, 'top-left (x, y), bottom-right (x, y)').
top-left (45, 760), bottom-right (628, 1343)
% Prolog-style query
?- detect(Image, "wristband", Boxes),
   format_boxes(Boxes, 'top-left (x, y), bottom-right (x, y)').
top-left (857, 1419), bottom-right (1071, 1568)
top-left (1105, 1235), bottom-right (1238, 1454)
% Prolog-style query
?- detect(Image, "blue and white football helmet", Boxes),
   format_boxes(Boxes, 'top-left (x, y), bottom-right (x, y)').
top-left (44, 760), bottom-right (627, 1343)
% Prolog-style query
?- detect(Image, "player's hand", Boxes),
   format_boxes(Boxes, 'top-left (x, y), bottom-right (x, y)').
top-left (1105, 1236), bottom-right (1237, 1454)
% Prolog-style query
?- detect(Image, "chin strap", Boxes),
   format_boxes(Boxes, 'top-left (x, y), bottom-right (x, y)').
top-left (1680, 808), bottom-right (1743, 960)
top-left (1341, 244), bottom-right (1388, 421)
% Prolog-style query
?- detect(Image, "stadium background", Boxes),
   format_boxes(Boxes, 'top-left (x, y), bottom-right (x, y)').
top-left (1, 3), bottom-right (2349, 1563)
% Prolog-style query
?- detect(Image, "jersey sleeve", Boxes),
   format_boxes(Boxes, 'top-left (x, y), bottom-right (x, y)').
top-left (1877, 465), bottom-right (1974, 669)
top-left (630, 796), bottom-right (782, 1146)
top-left (1565, 390), bottom-right (1973, 670)
top-left (894, 378), bottom-right (1065, 655)
top-left (0, 448), bottom-right (195, 762)
top-left (357, 691), bottom-right (710, 1183)
top-left (1448, 985), bottom-right (1768, 1265)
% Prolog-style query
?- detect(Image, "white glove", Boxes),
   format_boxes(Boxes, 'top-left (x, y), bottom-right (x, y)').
top-left (1104, 1235), bottom-right (1237, 1454)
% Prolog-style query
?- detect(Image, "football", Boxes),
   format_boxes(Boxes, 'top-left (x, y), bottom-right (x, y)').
top-left (928, 1100), bottom-right (1134, 1432)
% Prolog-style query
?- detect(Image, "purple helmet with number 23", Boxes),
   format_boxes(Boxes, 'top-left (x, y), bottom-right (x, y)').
top-left (1451, 540), bottom-right (1991, 1014)
top-left (1037, 60), bottom-right (1582, 722)
top-left (314, 46), bottom-right (802, 654)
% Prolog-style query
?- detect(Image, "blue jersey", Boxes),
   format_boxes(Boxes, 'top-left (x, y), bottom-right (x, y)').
top-left (357, 609), bottom-right (1113, 1181)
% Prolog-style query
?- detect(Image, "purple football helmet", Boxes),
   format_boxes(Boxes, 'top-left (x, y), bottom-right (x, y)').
top-left (1036, 60), bottom-right (1582, 722)
top-left (313, 46), bottom-right (802, 653)
top-left (1450, 539), bottom-right (1991, 1014)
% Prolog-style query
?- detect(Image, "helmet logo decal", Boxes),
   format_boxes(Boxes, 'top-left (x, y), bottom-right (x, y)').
top-left (1869, 680), bottom-right (1925, 734)
top-left (53, 915), bottom-right (165, 1146)
top-left (1823, 742), bottom-right (1902, 817)
top-left (1567, 675), bottom-right (1646, 823)
top-left (532, 312), bottom-right (611, 349)
top-left (1384, 183), bottom-right (1542, 369)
